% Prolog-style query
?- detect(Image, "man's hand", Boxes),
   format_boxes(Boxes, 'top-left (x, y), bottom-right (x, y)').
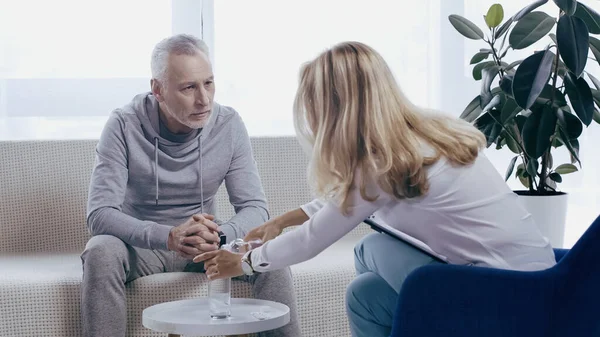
top-left (243, 219), bottom-right (283, 244)
top-left (167, 214), bottom-right (220, 259)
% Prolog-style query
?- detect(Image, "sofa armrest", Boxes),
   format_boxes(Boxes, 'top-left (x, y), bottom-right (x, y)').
top-left (390, 264), bottom-right (560, 337)
top-left (554, 248), bottom-right (569, 262)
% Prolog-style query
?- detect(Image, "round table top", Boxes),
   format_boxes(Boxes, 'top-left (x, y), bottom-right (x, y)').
top-left (142, 298), bottom-right (290, 336)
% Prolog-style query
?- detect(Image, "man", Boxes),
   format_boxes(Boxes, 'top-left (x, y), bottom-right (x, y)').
top-left (81, 34), bottom-right (300, 337)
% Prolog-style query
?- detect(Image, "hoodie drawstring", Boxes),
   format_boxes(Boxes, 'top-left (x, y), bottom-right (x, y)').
top-left (198, 136), bottom-right (204, 214)
top-left (154, 137), bottom-right (159, 206)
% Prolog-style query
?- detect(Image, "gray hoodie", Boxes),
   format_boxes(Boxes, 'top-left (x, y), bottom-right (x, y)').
top-left (86, 92), bottom-right (269, 250)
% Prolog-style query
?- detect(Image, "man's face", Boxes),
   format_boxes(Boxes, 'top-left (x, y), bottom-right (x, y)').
top-left (153, 51), bottom-right (215, 133)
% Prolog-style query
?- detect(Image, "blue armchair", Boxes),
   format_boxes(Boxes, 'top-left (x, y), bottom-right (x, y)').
top-left (390, 215), bottom-right (600, 337)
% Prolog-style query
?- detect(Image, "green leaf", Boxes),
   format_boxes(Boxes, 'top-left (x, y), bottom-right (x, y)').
top-left (557, 127), bottom-right (581, 164)
top-left (500, 74), bottom-right (514, 97)
top-left (501, 97), bottom-right (522, 123)
top-left (509, 12), bottom-right (556, 50)
top-left (555, 163), bottom-right (578, 174)
top-left (570, 138), bottom-right (581, 164)
top-left (549, 172), bottom-right (563, 183)
top-left (522, 105), bottom-right (558, 158)
top-left (512, 50), bottom-right (555, 109)
top-left (556, 107), bottom-right (583, 139)
top-left (589, 36), bottom-right (600, 67)
top-left (505, 156), bottom-right (519, 181)
top-left (470, 51), bottom-right (491, 64)
top-left (564, 72), bottom-right (594, 126)
top-left (565, 111), bottom-right (584, 138)
top-left (574, 2), bottom-right (600, 34)
top-left (480, 66), bottom-right (502, 107)
top-left (556, 60), bottom-right (569, 78)
top-left (473, 61), bottom-right (497, 81)
top-left (516, 163), bottom-right (525, 176)
top-left (516, 163), bottom-right (532, 188)
top-left (519, 174), bottom-right (531, 188)
top-left (590, 88), bottom-right (600, 107)
top-left (594, 109), bottom-right (600, 124)
top-left (515, 114), bottom-right (527, 131)
top-left (555, 106), bottom-right (567, 128)
top-left (549, 33), bottom-right (558, 44)
top-left (536, 85), bottom-right (568, 107)
top-left (460, 95), bottom-right (484, 122)
top-left (449, 15), bottom-right (485, 40)
top-left (495, 18), bottom-right (514, 39)
top-left (505, 60), bottom-right (523, 72)
top-left (486, 4), bottom-right (505, 28)
top-left (557, 15), bottom-right (589, 77)
top-left (552, 136), bottom-right (563, 148)
top-left (527, 158), bottom-right (540, 177)
top-left (504, 130), bottom-right (522, 153)
top-left (496, 137), bottom-right (505, 150)
top-left (513, 0), bottom-right (549, 21)
top-left (587, 72), bottom-right (600, 90)
top-left (553, 0), bottom-right (577, 16)
top-left (475, 109), bottom-right (503, 147)
top-left (501, 124), bottom-right (522, 154)
top-left (482, 94), bottom-right (503, 113)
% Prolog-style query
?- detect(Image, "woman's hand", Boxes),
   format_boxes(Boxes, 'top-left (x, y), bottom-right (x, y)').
top-left (244, 219), bottom-right (283, 243)
top-left (193, 250), bottom-right (244, 280)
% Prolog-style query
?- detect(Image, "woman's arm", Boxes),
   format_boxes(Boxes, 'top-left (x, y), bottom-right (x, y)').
top-left (243, 199), bottom-right (324, 243)
top-left (273, 207), bottom-right (310, 230)
top-left (249, 187), bottom-right (390, 272)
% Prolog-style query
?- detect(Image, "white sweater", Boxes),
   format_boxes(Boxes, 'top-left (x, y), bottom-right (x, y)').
top-left (249, 153), bottom-right (556, 272)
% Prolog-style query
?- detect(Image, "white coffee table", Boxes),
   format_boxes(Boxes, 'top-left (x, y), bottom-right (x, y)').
top-left (143, 298), bottom-right (290, 336)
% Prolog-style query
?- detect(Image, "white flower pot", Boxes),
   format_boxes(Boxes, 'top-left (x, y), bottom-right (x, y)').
top-left (515, 191), bottom-right (568, 248)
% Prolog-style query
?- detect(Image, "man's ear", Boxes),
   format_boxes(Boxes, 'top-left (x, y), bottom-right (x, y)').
top-left (151, 79), bottom-right (164, 102)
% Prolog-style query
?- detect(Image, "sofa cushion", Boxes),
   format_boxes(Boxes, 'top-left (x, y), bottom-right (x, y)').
top-left (0, 241), bottom-right (359, 337)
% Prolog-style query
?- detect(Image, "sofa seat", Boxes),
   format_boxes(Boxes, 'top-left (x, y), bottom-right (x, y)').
top-left (0, 240), bottom-right (360, 337)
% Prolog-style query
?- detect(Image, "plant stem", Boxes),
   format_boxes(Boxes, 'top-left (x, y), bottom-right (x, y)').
top-left (488, 40), bottom-right (506, 78)
top-left (518, 154), bottom-right (536, 192)
top-left (488, 114), bottom-right (536, 192)
top-left (487, 114), bottom-right (527, 155)
top-left (528, 174), bottom-right (535, 193)
top-left (540, 11), bottom-right (563, 195)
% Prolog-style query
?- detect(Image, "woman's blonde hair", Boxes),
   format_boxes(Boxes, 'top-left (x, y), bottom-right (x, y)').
top-left (293, 41), bottom-right (486, 213)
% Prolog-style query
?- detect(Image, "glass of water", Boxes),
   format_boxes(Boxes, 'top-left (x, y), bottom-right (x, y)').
top-left (207, 238), bottom-right (263, 319)
top-left (208, 275), bottom-right (231, 319)
top-left (208, 234), bottom-right (232, 319)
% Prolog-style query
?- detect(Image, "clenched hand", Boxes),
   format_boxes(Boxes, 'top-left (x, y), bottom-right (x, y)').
top-left (167, 214), bottom-right (220, 259)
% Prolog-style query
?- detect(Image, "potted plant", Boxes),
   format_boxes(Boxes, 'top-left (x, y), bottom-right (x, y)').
top-left (448, 0), bottom-right (600, 247)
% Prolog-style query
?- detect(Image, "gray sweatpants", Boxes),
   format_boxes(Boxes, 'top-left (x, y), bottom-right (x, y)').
top-left (81, 235), bottom-right (301, 337)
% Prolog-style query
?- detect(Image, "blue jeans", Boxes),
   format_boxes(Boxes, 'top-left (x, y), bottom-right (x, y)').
top-left (346, 232), bottom-right (443, 337)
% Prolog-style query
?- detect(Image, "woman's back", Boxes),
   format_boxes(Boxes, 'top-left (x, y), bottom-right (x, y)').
top-left (375, 151), bottom-right (556, 271)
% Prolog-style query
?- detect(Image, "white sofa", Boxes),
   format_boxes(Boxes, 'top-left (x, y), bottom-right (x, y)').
top-left (0, 136), bottom-right (371, 337)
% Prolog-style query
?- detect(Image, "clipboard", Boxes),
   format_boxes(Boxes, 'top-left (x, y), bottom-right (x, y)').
top-left (363, 217), bottom-right (447, 263)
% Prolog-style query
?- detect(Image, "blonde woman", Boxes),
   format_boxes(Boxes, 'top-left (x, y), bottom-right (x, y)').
top-left (194, 41), bottom-right (556, 337)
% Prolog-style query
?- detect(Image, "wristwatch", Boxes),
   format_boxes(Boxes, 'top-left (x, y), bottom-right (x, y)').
top-left (241, 250), bottom-right (256, 275)
top-left (217, 231), bottom-right (226, 248)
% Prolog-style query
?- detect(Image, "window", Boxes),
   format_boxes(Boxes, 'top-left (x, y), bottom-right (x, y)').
top-left (0, 0), bottom-right (203, 140)
top-left (212, 0), bottom-right (443, 136)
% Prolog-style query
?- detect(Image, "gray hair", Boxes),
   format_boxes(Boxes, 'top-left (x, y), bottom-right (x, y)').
top-left (151, 34), bottom-right (210, 82)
